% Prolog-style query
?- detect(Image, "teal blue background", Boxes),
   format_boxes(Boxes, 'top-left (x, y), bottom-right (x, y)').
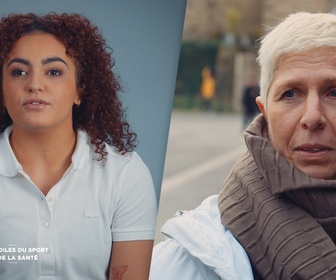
top-left (0, 0), bottom-right (187, 203)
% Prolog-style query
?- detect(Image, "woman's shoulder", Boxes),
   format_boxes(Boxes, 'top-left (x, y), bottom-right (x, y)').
top-left (104, 145), bottom-right (147, 171)
top-left (77, 130), bottom-right (146, 166)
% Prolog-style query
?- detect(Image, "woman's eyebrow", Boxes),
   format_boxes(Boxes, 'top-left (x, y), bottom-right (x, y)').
top-left (6, 58), bottom-right (29, 68)
top-left (6, 56), bottom-right (68, 68)
top-left (42, 56), bottom-right (68, 68)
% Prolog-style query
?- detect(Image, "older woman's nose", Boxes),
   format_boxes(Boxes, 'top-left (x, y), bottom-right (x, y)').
top-left (300, 95), bottom-right (326, 130)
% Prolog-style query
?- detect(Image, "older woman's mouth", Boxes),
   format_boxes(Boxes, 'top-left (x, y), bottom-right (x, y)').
top-left (296, 144), bottom-right (332, 151)
top-left (295, 144), bottom-right (333, 159)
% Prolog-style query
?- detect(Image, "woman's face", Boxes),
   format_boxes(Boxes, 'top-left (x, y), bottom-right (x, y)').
top-left (2, 32), bottom-right (79, 133)
top-left (257, 47), bottom-right (336, 179)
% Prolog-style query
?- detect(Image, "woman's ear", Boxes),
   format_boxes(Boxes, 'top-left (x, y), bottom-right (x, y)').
top-left (74, 98), bottom-right (81, 107)
top-left (75, 85), bottom-right (85, 107)
top-left (256, 96), bottom-right (266, 117)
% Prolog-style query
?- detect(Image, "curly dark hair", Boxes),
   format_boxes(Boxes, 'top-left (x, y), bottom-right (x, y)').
top-left (0, 12), bottom-right (137, 161)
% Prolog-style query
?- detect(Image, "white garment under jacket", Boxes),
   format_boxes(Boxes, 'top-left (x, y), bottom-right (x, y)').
top-left (150, 195), bottom-right (254, 280)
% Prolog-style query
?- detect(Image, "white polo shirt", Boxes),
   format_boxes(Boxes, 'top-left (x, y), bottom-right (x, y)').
top-left (0, 126), bottom-right (157, 280)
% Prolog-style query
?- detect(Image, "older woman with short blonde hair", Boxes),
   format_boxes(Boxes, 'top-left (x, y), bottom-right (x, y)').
top-left (151, 12), bottom-right (336, 280)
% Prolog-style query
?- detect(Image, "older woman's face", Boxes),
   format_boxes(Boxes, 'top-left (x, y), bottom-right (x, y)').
top-left (257, 47), bottom-right (336, 179)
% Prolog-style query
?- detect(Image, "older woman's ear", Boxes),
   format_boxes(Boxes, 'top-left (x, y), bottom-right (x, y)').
top-left (256, 96), bottom-right (266, 119)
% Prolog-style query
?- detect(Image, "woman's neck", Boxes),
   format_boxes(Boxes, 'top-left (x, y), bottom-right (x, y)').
top-left (9, 126), bottom-right (77, 195)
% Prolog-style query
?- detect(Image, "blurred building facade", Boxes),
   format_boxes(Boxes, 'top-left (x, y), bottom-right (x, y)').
top-left (183, 0), bottom-right (336, 39)
top-left (180, 0), bottom-right (336, 111)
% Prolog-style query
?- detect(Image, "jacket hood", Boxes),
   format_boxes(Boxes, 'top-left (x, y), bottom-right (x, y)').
top-left (160, 195), bottom-right (253, 280)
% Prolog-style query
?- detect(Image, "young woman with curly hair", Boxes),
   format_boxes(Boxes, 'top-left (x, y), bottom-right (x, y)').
top-left (0, 12), bottom-right (157, 280)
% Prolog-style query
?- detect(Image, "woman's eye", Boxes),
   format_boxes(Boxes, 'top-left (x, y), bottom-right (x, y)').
top-left (329, 89), bottom-right (336, 97)
top-left (282, 90), bottom-right (296, 98)
top-left (11, 69), bottom-right (27, 76)
top-left (47, 69), bottom-right (62, 76)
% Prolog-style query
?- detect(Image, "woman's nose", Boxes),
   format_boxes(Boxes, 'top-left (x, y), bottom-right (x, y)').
top-left (26, 73), bottom-right (45, 93)
top-left (300, 94), bottom-right (326, 130)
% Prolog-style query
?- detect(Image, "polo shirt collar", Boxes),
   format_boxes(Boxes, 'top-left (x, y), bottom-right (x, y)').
top-left (0, 126), bottom-right (21, 176)
top-left (71, 130), bottom-right (91, 170)
top-left (0, 127), bottom-right (91, 177)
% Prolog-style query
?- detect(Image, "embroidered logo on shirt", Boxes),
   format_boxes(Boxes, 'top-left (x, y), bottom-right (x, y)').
top-left (82, 210), bottom-right (100, 218)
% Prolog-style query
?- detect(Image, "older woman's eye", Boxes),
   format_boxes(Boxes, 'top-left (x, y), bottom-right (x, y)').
top-left (282, 90), bottom-right (296, 98)
top-left (329, 89), bottom-right (336, 97)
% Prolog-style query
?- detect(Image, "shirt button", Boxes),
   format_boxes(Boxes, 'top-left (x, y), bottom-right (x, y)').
top-left (47, 197), bottom-right (53, 202)
top-left (43, 222), bottom-right (49, 228)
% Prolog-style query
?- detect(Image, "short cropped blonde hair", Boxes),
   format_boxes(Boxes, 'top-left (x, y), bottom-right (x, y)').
top-left (257, 12), bottom-right (336, 105)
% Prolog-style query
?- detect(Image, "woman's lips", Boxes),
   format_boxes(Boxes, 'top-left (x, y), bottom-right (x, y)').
top-left (23, 99), bottom-right (49, 109)
top-left (295, 144), bottom-right (332, 160)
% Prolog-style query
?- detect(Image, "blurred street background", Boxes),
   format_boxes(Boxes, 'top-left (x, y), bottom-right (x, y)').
top-left (155, 111), bottom-right (246, 243)
top-left (155, 0), bottom-right (336, 244)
